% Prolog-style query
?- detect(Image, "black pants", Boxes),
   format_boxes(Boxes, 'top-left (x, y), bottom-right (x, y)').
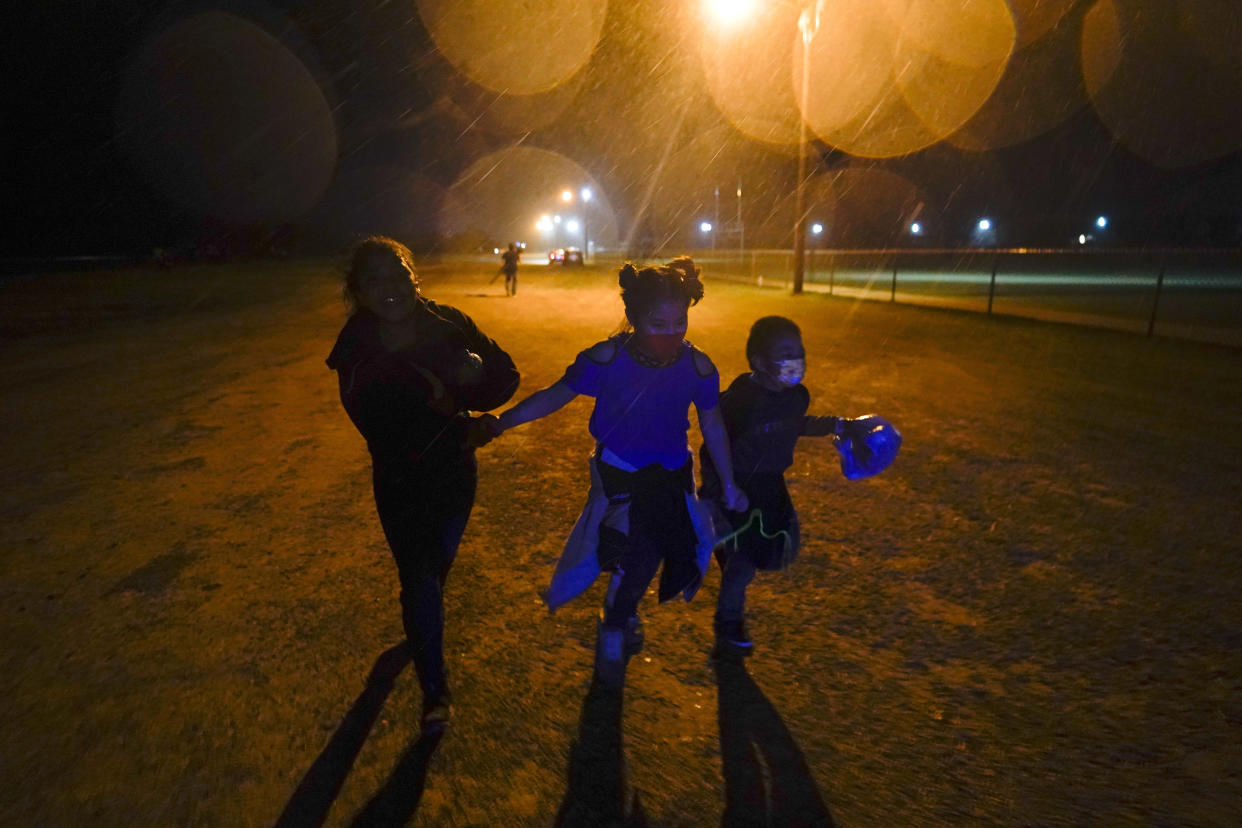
top-left (372, 451), bottom-right (477, 700)
top-left (596, 456), bottom-right (698, 627)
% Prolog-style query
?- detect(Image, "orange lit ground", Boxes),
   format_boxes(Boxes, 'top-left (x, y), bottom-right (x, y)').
top-left (2, 260), bottom-right (1240, 826)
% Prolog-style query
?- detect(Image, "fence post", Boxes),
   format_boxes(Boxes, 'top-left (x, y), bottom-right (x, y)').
top-left (987, 261), bottom-right (998, 314)
top-left (828, 259), bottom-right (835, 295)
top-left (1147, 268), bottom-right (1165, 338)
top-left (890, 266), bottom-right (897, 302)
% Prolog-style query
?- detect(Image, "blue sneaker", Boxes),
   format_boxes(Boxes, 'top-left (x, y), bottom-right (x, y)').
top-left (595, 624), bottom-right (626, 689)
top-left (714, 620), bottom-right (753, 656)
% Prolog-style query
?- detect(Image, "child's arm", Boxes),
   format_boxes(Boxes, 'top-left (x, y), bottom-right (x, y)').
top-left (802, 415), bottom-right (844, 438)
top-left (698, 405), bottom-right (749, 512)
top-left (495, 379), bottom-right (580, 432)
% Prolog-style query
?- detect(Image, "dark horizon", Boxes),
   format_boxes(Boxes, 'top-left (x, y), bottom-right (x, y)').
top-left (8, 0), bottom-right (1242, 259)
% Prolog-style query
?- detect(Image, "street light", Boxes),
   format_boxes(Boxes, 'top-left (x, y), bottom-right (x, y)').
top-left (705, 0), bottom-right (757, 25)
top-left (700, 221), bottom-right (713, 233)
top-left (910, 222), bottom-right (922, 235)
top-left (580, 188), bottom-right (592, 262)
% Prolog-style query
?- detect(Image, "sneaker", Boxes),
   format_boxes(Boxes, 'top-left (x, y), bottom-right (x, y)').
top-left (420, 691), bottom-right (453, 732)
top-left (714, 620), bottom-right (754, 655)
top-left (598, 607), bottom-right (645, 656)
top-left (595, 623), bottom-right (626, 689)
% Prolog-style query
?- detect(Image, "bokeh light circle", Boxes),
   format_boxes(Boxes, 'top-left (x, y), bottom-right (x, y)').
top-left (440, 147), bottom-right (617, 249)
top-left (416, 0), bottom-right (607, 95)
top-left (1008, 0), bottom-right (1077, 48)
top-left (639, 125), bottom-right (796, 244)
top-left (428, 61), bottom-right (589, 138)
top-left (799, 0), bottom-right (1015, 158)
top-left (949, 16), bottom-right (1088, 151)
top-left (1082, 0), bottom-right (1242, 168)
top-left (115, 11), bottom-right (337, 223)
top-left (699, 3), bottom-right (803, 147)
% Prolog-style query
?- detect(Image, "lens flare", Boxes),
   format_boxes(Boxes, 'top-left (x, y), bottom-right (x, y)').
top-left (699, 3), bottom-right (803, 146)
top-left (440, 147), bottom-right (616, 248)
top-left (427, 59), bottom-right (589, 137)
top-left (949, 19), bottom-right (1088, 151)
top-left (1082, 0), bottom-right (1242, 168)
top-left (115, 11), bottom-right (336, 222)
top-left (798, 0), bottom-right (1015, 158)
top-left (1005, 0), bottom-right (1077, 48)
top-left (416, 0), bottom-right (606, 95)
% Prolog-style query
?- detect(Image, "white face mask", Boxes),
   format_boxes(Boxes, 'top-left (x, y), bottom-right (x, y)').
top-left (774, 358), bottom-right (805, 387)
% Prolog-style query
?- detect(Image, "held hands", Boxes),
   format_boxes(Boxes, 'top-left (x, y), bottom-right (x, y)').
top-left (721, 481), bottom-right (749, 513)
top-left (465, 413), bottom-right (504, 448)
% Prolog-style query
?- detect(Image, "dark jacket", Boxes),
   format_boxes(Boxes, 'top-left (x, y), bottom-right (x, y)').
top-left (326, 299), bottom-right (519, 468)
top-left (699, 373), bottom-right (839, 570)
top-left (701, 373), bottom-right (838, 495)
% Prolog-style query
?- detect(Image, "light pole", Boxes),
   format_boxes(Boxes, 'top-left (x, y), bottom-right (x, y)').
top-left (714, 185), bottom-right (720, 253)
top-left (791, 0), bottom-right (823, 295)
top-left (705, 0), bottom-right (816, 285)
top-left (737, 179), bottom-right (744, 263)
top-left (581, 187), bottom-right (592, 262)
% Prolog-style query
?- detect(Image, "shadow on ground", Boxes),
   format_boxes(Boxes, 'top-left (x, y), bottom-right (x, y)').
top-left (556, 674), bottom-right (648, 827)
top-left (715, 654), bottom-right (835, 827)
top-left (273, 642), bottom-right (443, 828)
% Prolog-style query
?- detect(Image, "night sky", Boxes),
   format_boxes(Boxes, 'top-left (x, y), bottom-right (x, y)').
top-left (7, 0), bottom-right (1242, 258)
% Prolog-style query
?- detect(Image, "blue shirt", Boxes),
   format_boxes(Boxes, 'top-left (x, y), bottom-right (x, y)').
top-left (562, 337), bottom-right (720, 470)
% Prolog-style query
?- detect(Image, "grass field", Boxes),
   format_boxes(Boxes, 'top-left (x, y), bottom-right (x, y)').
top-left (2, 258), bottom-right (1241, 826)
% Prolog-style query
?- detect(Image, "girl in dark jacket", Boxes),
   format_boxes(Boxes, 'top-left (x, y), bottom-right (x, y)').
top-left (326, 236), bottom-right (519, 729)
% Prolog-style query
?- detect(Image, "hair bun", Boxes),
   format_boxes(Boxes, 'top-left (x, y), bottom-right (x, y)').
top-left (666, 256), bottom-right (699, 283)
top-left (667, 255), bottom-right (704, 304)
top-left (618, 262), bottom-right (639, 290)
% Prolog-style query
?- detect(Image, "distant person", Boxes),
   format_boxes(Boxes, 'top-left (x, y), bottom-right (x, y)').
top-left (500, 241), bottom-right (521, 296)
top-left (473, 256), bottom-right (747, 689)
top-left (699, 316), bottom-right (899, 655)
top-left (326, 236), bottom-right (519, 730)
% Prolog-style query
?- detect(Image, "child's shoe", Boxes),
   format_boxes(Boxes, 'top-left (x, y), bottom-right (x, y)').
top-left (420, 689), bottom-right (453, 732)
top-left (598, 607), bottom-right (645, 656)
top-left (594, 623), bottom-right (627, 689)
top-left (713, 619), bottom-right (754, 657)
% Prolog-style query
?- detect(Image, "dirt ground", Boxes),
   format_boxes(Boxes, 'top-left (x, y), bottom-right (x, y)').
top-left (2, 259), bottom-right (1240, 827)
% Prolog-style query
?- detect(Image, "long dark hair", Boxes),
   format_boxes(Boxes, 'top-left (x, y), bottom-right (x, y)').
top-left (342, 235), bottom-right (420, 314)
top-left (616, 255), bottom-right (705, 332)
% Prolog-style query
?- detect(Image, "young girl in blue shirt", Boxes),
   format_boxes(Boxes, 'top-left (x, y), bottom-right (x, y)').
top-left (478, 257), bottom-right (747, 688)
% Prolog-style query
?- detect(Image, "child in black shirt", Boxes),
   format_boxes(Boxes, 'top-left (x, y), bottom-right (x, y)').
top-left (699, 316), bottom-right (843, 654)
